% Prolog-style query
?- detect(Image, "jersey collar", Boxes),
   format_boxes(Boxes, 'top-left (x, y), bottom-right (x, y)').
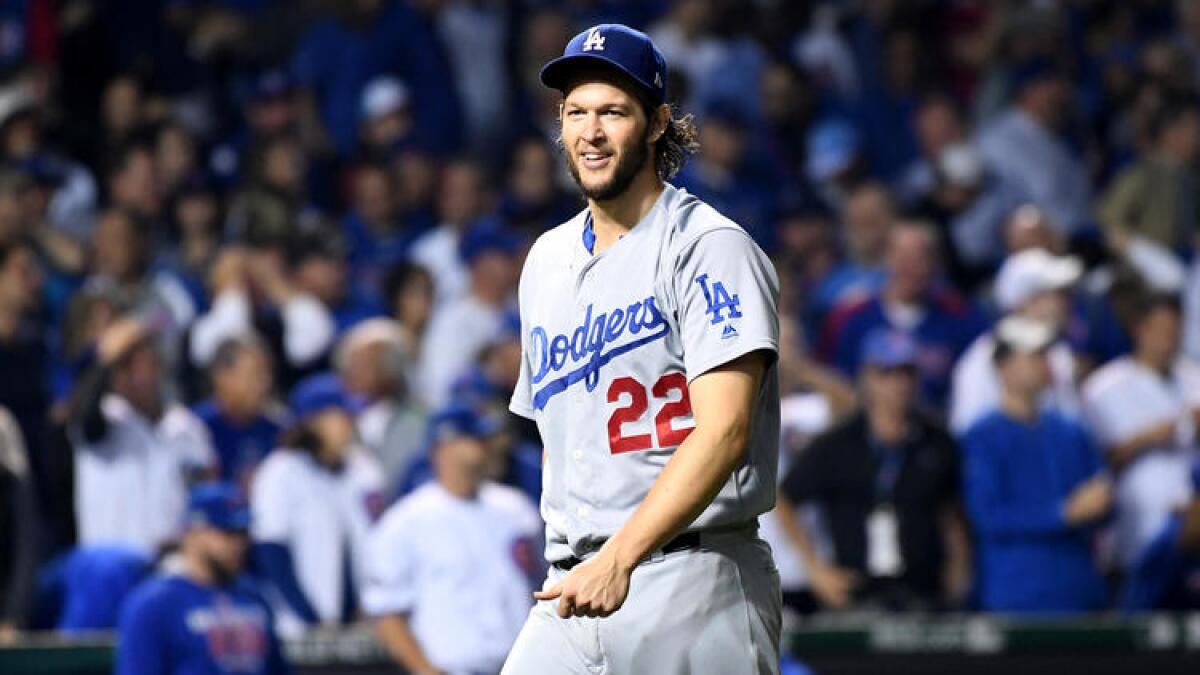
top-left (579, 184), bottom-right (675, 257)
top-left (582, 212), bottom-right (596, 255)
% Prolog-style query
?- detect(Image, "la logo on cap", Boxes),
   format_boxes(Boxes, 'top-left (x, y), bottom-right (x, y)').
top-left (582, 27), bottom-right (605, 52)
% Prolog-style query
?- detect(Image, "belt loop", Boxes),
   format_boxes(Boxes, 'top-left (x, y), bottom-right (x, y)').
top-left (649, 548), bottom-right (665, 563)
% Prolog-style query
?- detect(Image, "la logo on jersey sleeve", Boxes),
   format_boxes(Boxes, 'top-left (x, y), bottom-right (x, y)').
top-left (695, 274), bottom-right (742, 339)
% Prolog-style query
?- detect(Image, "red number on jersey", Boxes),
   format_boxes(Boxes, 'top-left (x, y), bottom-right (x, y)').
top-left (607, 377), bottom-right (653, 454)
top-left (652, 372), bottom-right (694, 446)
top-left (606, 373), bottom-right (694, 454)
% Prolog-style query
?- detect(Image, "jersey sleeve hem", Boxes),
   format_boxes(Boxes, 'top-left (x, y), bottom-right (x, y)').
top-left (685, 338), bottom-right (778, 384)
top-left (508, 399), bottom-right (535, 420)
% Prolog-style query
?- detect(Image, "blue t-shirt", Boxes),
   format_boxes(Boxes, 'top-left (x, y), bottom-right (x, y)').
top-left (116, 575), bottom-right (289, 675)
top-left (193, 401), bottom-right (284, 487)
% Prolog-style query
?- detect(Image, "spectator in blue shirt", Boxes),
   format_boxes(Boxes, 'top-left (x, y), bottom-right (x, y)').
top-left (33, 544), bottom-right (150, 633)
top-left (193, 336), bottom-right (285, 490)
top-left (820, 220), bottom-right (984, 407)
top-left (962, 316), bottom-right (1112, 613)
top-left (116, 481), bottom-right (289, 675)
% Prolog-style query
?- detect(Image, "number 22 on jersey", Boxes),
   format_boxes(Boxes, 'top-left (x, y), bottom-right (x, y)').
top-left (606, 372), bottom-right (694, 454)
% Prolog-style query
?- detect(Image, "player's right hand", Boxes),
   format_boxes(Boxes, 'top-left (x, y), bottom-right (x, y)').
top-left (809, 563), bottom-right (859, 609)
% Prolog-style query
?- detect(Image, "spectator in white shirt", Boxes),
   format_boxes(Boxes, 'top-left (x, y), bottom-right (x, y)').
top-left (250, 373), bottom-right (385, 637)
top-left (364, 405), bottom-right (541, 675)
top-left (950, 248), bottom-right (1083, 434)
top-left (335, 318), bottom-right (427, 490)
top-left (189, 246), bottom-right (335, 383)
top-left (1082, 293), bottom-right (1200, 571)
top-left (69, 318), bottom-right (216, 555)
top-left (416, 226), bottom-right (523, 410)
top-left (408, 160), bottom-right (492, 308)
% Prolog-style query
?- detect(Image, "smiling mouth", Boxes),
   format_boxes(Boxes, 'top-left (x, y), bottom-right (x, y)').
top-left (579, 151), bottom-right (613, 170)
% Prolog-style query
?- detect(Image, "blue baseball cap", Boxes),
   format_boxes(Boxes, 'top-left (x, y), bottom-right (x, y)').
top-left (428, 403), bottom-right (502, 446)
top-left (860, 328), bottom-right (919, 370)
top-left (185, 482), bottom-right (251, 532)
top-left (806, 118), bottom-right (860, 182)
top-left (289, 372), bottom-right (357, 422)
top-left (540, 24), bottom-right (668, 104)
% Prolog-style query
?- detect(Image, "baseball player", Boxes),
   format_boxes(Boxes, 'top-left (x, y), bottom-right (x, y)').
top-left (503, 24), bottom-right (782, 674)
top-left (116, 481), bottom-right (289, 675)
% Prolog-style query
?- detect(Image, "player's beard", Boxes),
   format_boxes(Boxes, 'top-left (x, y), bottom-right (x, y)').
top-left (566, 130), bottom-right (652, 202)
top-left (201, 549), bottom-right (239, 587)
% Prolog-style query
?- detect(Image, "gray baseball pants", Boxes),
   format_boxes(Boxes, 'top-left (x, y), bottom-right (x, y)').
top-left (501, 528), bottom-right (781, 675)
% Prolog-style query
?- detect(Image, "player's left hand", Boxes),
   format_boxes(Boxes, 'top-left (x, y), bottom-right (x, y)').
top-left (533, 548), bottom-right (633, 619)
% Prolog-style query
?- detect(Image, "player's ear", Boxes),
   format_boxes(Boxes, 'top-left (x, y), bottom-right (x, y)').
top-left (649, 104), bottom-right (670, 143)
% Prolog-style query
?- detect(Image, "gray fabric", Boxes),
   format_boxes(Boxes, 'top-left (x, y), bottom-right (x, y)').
top-left (509, 184), bottom-right (781, 566)
top-left (502, 532), bottom-right (782, 675)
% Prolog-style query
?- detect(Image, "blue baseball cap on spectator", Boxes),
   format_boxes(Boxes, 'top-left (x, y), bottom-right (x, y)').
top-left (540, 24), bottom-right (668, 104)
top-left (1008, 57), bottom-right (1062, 98)
top-left (428, 403), bottom-right (502, 446)
top-left (805, 118), bottom-right (860, 182)
top-left (289, 372), bottom-right (357, 422)
top-left (185, 482), bottom-right (251, 532)
top-left (459, 225), bottom-right (524, 264)
top-left (861, 328), bottom-right (919, 370)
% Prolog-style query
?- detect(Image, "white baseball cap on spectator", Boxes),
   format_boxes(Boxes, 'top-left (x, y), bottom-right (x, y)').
top-left (994, 315), bottom-right (1057, 355)
top-left (361, 77), bottom-right (411, 121)
top-left (993, 248), bottom-right (1083, 311)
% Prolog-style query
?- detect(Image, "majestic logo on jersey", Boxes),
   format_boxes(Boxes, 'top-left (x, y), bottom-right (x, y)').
top-left (582, 27), bottom-right (606, 52)
top-left (530, 295), bottom-right (668, 410)
top-left (695, 274), bottom-right (742, 325)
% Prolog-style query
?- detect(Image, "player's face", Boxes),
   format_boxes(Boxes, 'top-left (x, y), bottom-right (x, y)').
top-left (560, 80), bottom-right (654, 202)
top-left (203, 528), bottom-right (249, 583)
top-left (439, 435), bottom-right (491, 482)
top-left (311, 409), bottom-right (355, 467)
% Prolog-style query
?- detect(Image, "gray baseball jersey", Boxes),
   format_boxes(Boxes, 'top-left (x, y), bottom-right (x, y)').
top-left (509, 183), bottom-right (781, 565)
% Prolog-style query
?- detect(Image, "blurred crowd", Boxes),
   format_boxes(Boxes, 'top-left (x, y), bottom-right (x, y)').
top-left (3, 0), bottom-right (1200, 672)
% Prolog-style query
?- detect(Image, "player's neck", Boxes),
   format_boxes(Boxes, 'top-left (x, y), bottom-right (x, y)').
top-left (439, 471), bottom-right (482, 500)
top-left (1134, 347), bottom-right (1172, 375)
top-left (181, 551), bottom-right (217, 587)
top-left (587, 170), bottom-right (663, 253)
